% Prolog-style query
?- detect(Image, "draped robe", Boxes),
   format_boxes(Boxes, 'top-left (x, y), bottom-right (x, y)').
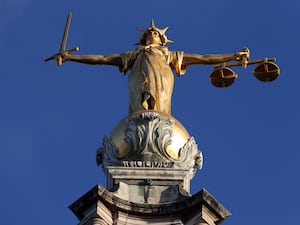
top-left (119, 45), bottom-right (186, 115)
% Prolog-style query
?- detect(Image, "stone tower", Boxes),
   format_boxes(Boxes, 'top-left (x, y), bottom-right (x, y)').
top-left (69, 111), bottom-right (231, 224)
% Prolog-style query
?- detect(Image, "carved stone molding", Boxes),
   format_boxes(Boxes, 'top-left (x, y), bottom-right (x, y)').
top-left (96, 111), bottom-right (203, 178)
top-left (69, 184), bottom-right (231, 225)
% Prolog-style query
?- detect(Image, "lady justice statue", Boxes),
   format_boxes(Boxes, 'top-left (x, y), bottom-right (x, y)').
top-left (46, 16), bottom-right (249, 116)
top-left (45, 14), bottom-right (279, 200)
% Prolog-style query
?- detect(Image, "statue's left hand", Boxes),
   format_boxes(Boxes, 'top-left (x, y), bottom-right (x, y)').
top-left (235, 48), bottom-right (250, 61)
top-left (235, 48), bottom-right (250, 68)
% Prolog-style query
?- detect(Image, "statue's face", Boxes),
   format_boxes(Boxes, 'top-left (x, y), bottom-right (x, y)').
top-left (145, 29), bottom-right (162, 45)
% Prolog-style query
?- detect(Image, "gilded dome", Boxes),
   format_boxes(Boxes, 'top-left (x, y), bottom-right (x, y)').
top-left (109, 111), bottom-right (190, 160)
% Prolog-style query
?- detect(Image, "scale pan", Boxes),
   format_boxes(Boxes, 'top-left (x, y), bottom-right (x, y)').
top-left (252, 62), bottom-right (280, 82)
top-left (210, 67), bottom-right (237, 88)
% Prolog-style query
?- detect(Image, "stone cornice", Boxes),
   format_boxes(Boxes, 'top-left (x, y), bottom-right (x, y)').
top-left (69, 184), bottom-right (231, 224)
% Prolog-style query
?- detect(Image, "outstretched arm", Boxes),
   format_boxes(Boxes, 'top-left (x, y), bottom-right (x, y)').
top-left (62, 53), bottom-right (122, 67)
top-left (182, 50), bottom-right (249, 66)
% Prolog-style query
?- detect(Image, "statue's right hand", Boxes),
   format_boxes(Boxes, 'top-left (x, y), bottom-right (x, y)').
top-left (56, 46), bottom-right (79, 66)
top-left (56, 54), bottom-right (63, 66)
top-left (56, 51), bottom-right (69, 66)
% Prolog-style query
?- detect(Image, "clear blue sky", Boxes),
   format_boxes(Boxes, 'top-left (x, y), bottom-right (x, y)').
top-left (1, 1), bottom-right (298, 224)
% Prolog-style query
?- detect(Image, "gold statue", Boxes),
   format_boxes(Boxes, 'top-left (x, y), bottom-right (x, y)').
top-left (46, 13), bottom-right (280, 116)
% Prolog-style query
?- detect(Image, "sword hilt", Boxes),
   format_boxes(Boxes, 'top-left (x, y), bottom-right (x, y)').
top-left (44, 46), bottom-right (79, 65)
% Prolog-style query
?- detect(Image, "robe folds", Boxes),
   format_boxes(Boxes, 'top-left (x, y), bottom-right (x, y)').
top-left (120, 45), bottom-right (186, 115)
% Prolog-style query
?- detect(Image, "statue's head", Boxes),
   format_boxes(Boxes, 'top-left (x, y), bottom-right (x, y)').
top-left (138, 19), bottom-right (173, 46)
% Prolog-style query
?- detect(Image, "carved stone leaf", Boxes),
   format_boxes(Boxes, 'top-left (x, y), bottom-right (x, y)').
top-left (153, 117), bottom-right (174, 160)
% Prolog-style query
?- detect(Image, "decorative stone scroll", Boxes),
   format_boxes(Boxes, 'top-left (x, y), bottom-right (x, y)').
top-left (96, 111), bottom-right (203, 179)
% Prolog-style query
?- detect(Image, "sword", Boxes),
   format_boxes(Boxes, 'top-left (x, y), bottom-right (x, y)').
top-left (44, 12), bottom-right (79, 66)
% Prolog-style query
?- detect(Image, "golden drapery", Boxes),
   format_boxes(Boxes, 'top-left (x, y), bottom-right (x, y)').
top-left (120, 45), bottom-right (186, 115)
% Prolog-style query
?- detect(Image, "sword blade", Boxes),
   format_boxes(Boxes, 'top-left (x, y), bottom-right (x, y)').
top-left (60, 12), bottom-right (72, 52)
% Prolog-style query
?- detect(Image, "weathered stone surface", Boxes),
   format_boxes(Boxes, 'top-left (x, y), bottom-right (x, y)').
top-left (69, 184), bottom-right (231, 225)
top-left (107, 166), bottom-right (191, 203)
top-left (97, 111), bottom-right (203, 182)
